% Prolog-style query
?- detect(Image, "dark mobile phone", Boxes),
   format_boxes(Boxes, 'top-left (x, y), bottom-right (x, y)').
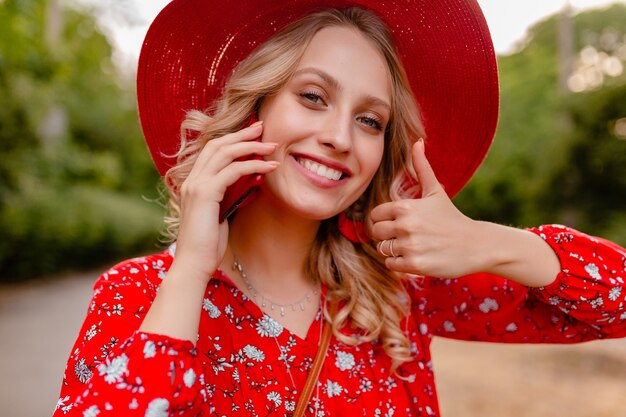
top-left (218, 116), bottom-right (265, 222)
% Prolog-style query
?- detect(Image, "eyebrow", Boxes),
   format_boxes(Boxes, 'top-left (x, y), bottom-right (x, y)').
top-left (293, 67), bottom-right (391, 112)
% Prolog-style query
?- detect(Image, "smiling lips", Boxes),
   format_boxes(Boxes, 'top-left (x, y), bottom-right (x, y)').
top-left (294, 156), bottom-right (348, 181)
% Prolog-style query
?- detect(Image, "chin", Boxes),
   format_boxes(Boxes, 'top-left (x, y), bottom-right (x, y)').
top-left (261, 181), bottom-right (358, 221)
top-left (291, 205), bottom-right (342, 221)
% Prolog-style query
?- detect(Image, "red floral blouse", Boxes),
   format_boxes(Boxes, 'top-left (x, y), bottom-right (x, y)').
top-left (53, 225), bottom-right (626, 417)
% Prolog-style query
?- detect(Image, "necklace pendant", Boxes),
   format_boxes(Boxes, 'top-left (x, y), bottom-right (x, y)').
top-left (231, 254), bottom-right (321, 320)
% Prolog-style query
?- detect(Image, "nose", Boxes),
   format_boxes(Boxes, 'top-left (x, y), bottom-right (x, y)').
top-left (318, 112), bottom-right (353, 153)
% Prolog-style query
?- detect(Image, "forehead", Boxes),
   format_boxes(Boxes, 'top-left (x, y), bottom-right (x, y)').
top-left (295, 26), bottom-right (392, 102)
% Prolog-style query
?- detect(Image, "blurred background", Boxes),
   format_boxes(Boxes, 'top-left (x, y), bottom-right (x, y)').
top-left (0, 0), bottom-right (625, 416)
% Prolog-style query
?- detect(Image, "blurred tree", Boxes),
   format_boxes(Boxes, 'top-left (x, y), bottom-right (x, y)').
top-left (454, 4), bottom-right (626, 243)
top-left (0, 0), bottom-right (52, 194)
top-left (0, 0), bottom-right (162, 280)
top-left (544, 84), bottom-right (626, 245)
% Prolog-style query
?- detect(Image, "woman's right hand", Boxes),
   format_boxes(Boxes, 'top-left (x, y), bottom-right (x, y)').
top-left (173, 120), bottom-right (278, 283)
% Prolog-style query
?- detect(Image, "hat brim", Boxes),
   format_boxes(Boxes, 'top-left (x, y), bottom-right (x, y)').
top-left (137, 0), bottom-right (499, 198)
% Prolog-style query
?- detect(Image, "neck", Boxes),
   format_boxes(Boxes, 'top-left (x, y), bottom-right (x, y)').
top-left (223, 193), bottom-right (322, 289)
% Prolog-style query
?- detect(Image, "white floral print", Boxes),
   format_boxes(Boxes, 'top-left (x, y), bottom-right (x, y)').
top-left (360, 378), bottom-right (373, 392)
top-left (585, 263), bottom-right (601, 280)
top-left (82, 405), bottom-right (100, 417)
top-left (505, 323), bottom-right (518, 332)
top-left (183, 368), bottom-right (196, 388)
top-left (608, 287), bottom-right (622, 301)
top-left (74, 358), bottom-right (93, 383)
top-left (443, 321), bottom-right (456, 332)
top-left (256, 315), bottom-right (283, 337)
top-left (479, 297), bottom-right (499, 313)
top-left (111, 304), bottom-right (123, 315)
top-left (324, 380), bottom-right (344, 398)
top-left (335, 351), bottom-right (355, 371)
top-left (267, 391), bottom-right (282, 407)
top-left (203, 298), bottom-right (221, 319)
top-left (285, 400), bottom-right (296, 411)
top-left (85, 324), bottom-right (99, 341)
top-left (242, 345), bottom-right (265, 362)
top-left (589, 296), bottom-right (603, 308)
top-left (143, 341), bottom-right (156, 358)
top-left (98, 354), bottom-right (129, 384)
top-left (55, 395), bottom-right (72, 414)
top-left (145, 398), bottom-right (169, 417)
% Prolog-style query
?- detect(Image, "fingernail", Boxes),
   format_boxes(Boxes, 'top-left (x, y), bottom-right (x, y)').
top-left (263, 142), bottom-right (278, 147)
top-left (251, 120), bottom-right (263, 127)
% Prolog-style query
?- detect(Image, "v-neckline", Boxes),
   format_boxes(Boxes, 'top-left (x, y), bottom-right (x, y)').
top-left (213, 268), bottom-right (326, 346)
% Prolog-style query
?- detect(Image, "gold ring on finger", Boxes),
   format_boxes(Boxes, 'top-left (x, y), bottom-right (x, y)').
top-left (377, 239), bottom-right (391, 257)
top-left (389, 238), bottom-right (397, 258)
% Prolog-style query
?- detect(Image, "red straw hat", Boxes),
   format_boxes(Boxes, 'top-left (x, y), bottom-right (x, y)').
top-left (137, 0), bottom-right (499, 198)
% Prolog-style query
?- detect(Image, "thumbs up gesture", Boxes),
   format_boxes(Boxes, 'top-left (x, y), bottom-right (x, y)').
top-left (370, 139), bottom-right (484, 278)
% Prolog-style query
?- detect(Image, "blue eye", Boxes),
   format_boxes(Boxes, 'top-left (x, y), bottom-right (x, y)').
top-left (358, 116), bottom-right (383, 131)
top-left (300, 92), bottom-right (324, 105)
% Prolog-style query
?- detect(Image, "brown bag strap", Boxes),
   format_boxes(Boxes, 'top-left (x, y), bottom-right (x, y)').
top-left (293, 302), bottom-right (336, 417)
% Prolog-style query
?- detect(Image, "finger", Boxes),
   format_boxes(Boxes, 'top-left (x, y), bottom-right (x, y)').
top-left (182, 159), bottom-right (278, 205)
top-left (189, 141), bottom-right (277, 182)
top-left (376, 239), bottom-right (396, 257)
top-left (412, 139), bottom-right (442, 197)
top-left (214, 159), bottom-right (279, 194)
top-left (194, 121), bottom-right (265, 168)
top-left (383, 256), bottom-right (419, 275)
top-left (369, 220), bottom-right (397, 241)
top-left (369, 201), bottom-right (396, 223)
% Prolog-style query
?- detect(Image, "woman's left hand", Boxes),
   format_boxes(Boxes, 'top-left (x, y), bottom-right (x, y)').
top-left (370, 139), bottom-right (486, 278)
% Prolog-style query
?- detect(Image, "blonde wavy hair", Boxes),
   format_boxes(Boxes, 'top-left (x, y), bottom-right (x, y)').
top-left (163, 7), bottom-right (425, 373)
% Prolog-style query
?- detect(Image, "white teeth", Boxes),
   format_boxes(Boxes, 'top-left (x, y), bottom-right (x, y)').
top-left (299, 158), bottom-right (343, 181)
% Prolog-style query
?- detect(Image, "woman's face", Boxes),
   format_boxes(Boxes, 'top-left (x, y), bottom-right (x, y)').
top-left (257, 26), bottom-right (391, 220)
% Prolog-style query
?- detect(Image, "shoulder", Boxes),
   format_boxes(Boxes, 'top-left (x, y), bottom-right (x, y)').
top-left (92, 245), bottom-right (175, 298)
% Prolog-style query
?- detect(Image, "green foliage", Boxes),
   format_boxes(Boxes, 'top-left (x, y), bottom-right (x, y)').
top-left (0, 185), bottom-right (163, 280)
top-left (455, 4), bottom-right (626, 246)
top-left (543, 84), bottom-right (626, 245)
top-left (0, 0), bottom-right (162, 280)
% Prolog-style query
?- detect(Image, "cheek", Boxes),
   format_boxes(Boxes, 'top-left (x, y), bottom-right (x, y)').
top-left (260, 93), bottom-right (309, 130)
top-left (361, 142), bottom-right (385, 177)
top-left (262, 108), bottom-right (312, 147)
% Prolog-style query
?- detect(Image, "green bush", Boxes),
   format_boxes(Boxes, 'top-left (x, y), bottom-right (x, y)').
top-left (0, 185), bottom-right (164, 281)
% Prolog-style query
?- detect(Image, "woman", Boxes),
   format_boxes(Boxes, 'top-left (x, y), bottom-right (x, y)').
top-left (54, 1), bottom-right (626, 416)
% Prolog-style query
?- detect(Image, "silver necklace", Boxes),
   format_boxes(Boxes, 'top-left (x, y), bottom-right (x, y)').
top-left (230, 255), bottom-right (322, 415)
top-left (231, 258), bottom-right (319, 317)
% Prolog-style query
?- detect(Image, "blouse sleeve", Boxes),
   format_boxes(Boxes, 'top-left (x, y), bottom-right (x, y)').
top-left (53, 256), bottom-right (206, 416)
top-left (410, 224), bottom-right (626, 343)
